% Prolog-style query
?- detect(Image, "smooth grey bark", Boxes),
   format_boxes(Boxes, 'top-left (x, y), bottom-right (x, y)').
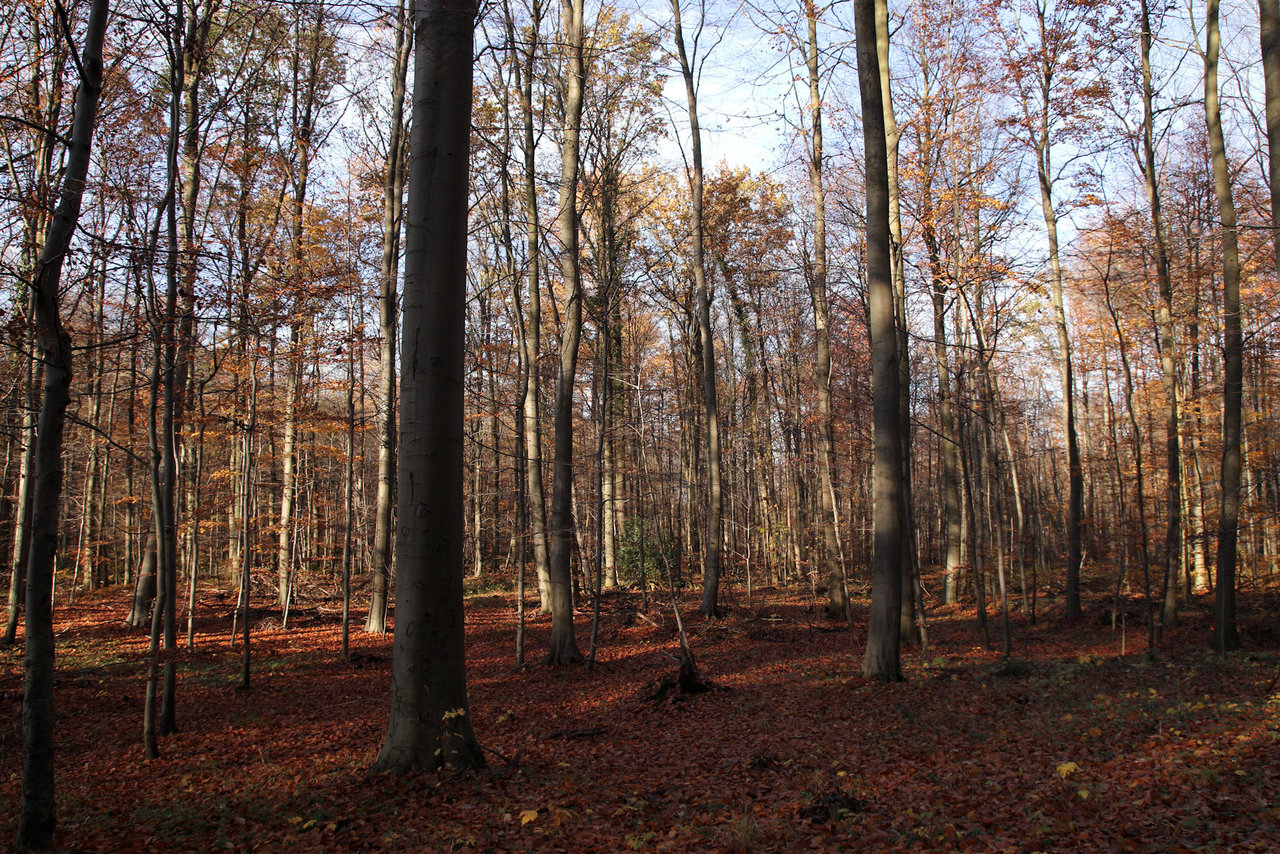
top-left (368, 0), bottom-right (411, 634)
top-left (372, 0), bottom-right (484, 773)
top-left (671, 0), bottom-right (723, 618)
top-left (921, 182), bottom-right (961, 604)
top-left (18, 0), bottom-right (108, 846)
top-left (507, 0), bottom-right (553, 614)
top-left (544, 0), bottom-right (586, 665)
top-left (1206, 0), bottom-right (1242, 652)
top-left (858, 0), bottom-right (904, 683)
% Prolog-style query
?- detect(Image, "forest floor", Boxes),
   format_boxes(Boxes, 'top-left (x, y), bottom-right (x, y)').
top-left (3, 574), bottom-right (1280, 853)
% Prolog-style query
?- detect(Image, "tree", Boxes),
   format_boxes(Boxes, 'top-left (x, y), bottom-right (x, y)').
top-left (504, 0), bottom-right (553, 614)
top-left (1263, 0), bottom-right (1280, 283)
top-left (372, 0), bottom-right (485, 773)
top-left (992, 0), bottom-right (1102, 618)
top-left (859, 0), bottom-right (904, 683)
top-left (670, 0), bottom-right (724, 618)
top-left (802, 0), bottom-right (845, 620)
top-left (1138, 0), bottom-right (1181, 629)
top-left (368, 0), bottom-right (412, 634)
top-left (1205, 0), bottom-right (1241, 653)
top-left (18, 0), bottom-right (110, 845)
top-left (543, 0), bottom-right (587, 666)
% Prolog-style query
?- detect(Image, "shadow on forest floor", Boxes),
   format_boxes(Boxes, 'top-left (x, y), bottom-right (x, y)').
top-left (3, 575), bottom-right (1279, 852)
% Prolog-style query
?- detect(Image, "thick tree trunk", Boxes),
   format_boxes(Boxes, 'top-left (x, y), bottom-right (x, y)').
top-left (858, 0), bottom-right (904, 683)
top-left (372, 0), bottom-right (484, 773)
top-left (1206, 0), bottom-right (1243, 652)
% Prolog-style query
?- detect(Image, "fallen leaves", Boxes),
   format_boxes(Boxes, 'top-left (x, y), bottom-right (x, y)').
top-left (4, 584), bottom-right (1280, 852)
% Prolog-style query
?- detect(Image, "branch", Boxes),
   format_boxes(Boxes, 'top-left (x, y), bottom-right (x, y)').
top-left (0, 115), bottom-right (72, 148)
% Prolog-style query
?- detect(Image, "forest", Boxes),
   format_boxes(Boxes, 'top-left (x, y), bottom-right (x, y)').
top-left (3, 0), bottom-right (1280, 848)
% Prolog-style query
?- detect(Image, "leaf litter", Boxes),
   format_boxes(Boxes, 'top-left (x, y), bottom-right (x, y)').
top-left (2, 583), bottom-right (1279, 852)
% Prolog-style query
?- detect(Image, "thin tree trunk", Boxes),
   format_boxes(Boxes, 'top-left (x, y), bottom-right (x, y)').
top-left (18, 0), bottom-right (108, 845)
top-left (799, 0), bottom-right (844, 620)
top-left (544, 0), bottom-right (586, 665)
top-left (1142, 0), bottom-right (1182, 630)
top-left (4, 359), bottom-right (36, 645)
top-left (671, 0), bottom-right (723, 618)
top-left (505, 0), bottom-right (552, 613)
top-left (368, 0), bottom-right (411, 634)
top-left (1262, 0), bottom-right (1280, 281)
top-left (1206, 0), bottom-right (1243, 652)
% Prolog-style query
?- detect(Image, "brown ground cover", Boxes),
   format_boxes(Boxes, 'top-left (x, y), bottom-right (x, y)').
top-left (3, 579), bottom-right (1279, 852)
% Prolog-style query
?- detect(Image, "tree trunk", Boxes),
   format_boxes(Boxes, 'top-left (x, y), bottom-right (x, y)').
top-left (858, 0), bottom-right (904, 683)
top-left (544, 0), bottom-right (586, 665)
top-left (368, 0), bottom-right (411, 634)
top-left (1206, 0), bottom-right (1243, 652)
top-left (1141, 0), bottom-right (1182, 630)
top-left (505, 0), bottom-right (552, 613)
top-left (672, 0), bottom-right (723, 618)
top-left (878, 0), bottom-right (916, 644)
top-left (4, 358), bottom-right (36, 645)
top-left (373, 0), bottom-right (485, 773)
top-left (1262, 0), bottom-right (1280, 281)
top-left (18, 0), bottom-right (108, 845)
top-left (800, 0), bottom-right (844, 620)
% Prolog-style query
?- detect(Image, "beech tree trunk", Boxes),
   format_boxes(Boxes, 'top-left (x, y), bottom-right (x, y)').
top-left (878, 0), bottom-right (916, 643)
top-left (368, 0), bottom-right (411, 634)
top-left (672, 0), bottom-right (723, 618)
top-left (18, 0), bottom-right (108, 845)
top-left (1206, 0), bottom-right (1243, 653)
top-left (858, 0), bottom-right (904, 683)
top-left (1141, 0), bottom-right (1182, 630)
top-left (800, 0), bottom-right (845, 620)
top-left (4, 359), bottom-right (35, 645)
top-left (372, 0), bottom-right (484, 773)
top-left (543, 0), bottom-right (587, 665)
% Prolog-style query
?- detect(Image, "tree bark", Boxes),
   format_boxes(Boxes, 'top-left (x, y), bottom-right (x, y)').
top-left (368, 0), bottom-right (411, 634)
top-left (1141, 0), bottom-right (1182, 630)
top-left (672, 0), bottom-right (723, 618)
top-left (372, 0), bottom-right (485, 773)
top-left (543, 0), bottom-right (587, 665)
top-left (800, 0), bottom-right (844, 620)
top-left (858, 0), bottom-right (904, 683)
top-left (878, 0), bottom-right (916, 643)
top-left (1206, 0), bottom-right (1242, 652)
top-left (18, 0), bottom-right (108, 845)
top-left (1262, 0), bottom-right (1280, 281)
